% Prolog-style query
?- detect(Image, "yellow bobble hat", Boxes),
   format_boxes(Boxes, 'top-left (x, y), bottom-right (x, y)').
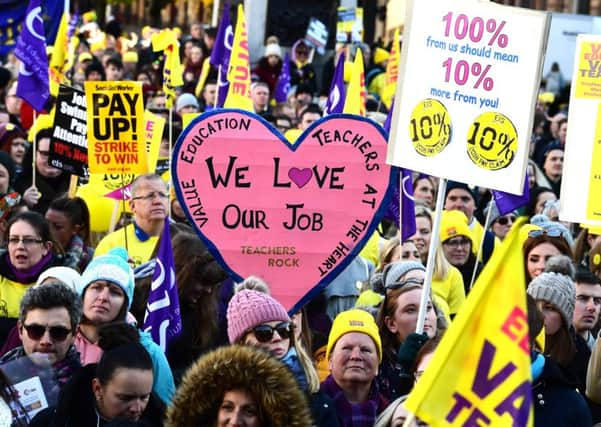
top-left (439, 210), bottom-right (472, 244)
top-left (326, 309), bottom-right (382, 362)
top-left (373, 47), bottom-right (390, 65)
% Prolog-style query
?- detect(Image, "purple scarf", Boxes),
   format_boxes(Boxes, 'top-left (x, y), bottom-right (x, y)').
top-left (320, 375), bottom-right (388, 427)
top-left (6, 251), bottom-right (53, 283)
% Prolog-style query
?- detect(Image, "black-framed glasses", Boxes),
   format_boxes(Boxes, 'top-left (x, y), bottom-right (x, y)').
top-left (442, 237), bottom-right (471, 248)
top-left (528, 229), bottom-right (562, 238)
top-left (8, 236), bottom-right (43, 246)
top-left (251, 322), bottom-right (293, 343)
top-left (496, 215), bottom-right (517, 226)
top-left (386, 277), bottom-right (425, 291)
top-left (23, 323), bottom-right (72, 341)
top-left (131, 191), bottom-right (169, 201)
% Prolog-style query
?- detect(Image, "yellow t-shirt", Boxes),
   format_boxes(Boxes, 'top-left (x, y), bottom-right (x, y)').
top-left (0, 276), bottom-right (35, 318)
top-left (94, 224), bottom-right (158, 268)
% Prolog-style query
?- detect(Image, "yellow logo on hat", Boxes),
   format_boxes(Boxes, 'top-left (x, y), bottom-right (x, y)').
top-left (349, 320), bottom-right (365, 327)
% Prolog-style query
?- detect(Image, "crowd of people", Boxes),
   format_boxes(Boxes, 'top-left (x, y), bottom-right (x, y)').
top-left (0, 10), bottom-right (596, 427)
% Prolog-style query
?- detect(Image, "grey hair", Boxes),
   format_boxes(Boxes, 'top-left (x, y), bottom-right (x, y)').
top-left (19, 281), bottom-right (83, 331)
top-left (130, 173), bottom-right (167, 197)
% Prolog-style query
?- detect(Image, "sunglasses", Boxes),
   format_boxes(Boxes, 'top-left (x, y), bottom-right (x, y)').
top-left (528, 229), bottom-right (562, 238)
top-left (496, 215), bottom-right (517, 226)
top-left (386, 277), bottom-right (425, 291)
top-left (23, 323), bottom-right (72, 341)
top-left (251, 322), bottom-right (293, 343)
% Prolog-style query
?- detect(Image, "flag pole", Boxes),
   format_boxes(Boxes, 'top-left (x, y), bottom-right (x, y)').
top-left (415, 177), bottom-right (446, 334)
top-left (398, 169), bottom-right (403, 242)
top-left (402, 413), bottom-right (416, 427)
top-left (468, 202), bottom-right (494, 291)
top-left (215, 64), bottom-right (221, 109)
top-left (32, 111), bottom-right (37, 190)
top-left (168, 104), bottom-right (173, 219)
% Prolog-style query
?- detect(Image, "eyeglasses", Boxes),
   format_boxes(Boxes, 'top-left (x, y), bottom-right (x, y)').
top-left (442, 237), bottom-right (471, 248)
top-left (251, 322), bottom-right (293, 343)
top-left (386, 277), bottom-right (425, 291)
top-left (496, 215), bottom-right (517, 226)
top-left (23, 323), bottom-right (72, 341)
top-left (528, 229), bottom-right (562, 238)
top-left (132, 191), bottom-right (169, 201)
top-left (8, 236), bottom-right (43, 246)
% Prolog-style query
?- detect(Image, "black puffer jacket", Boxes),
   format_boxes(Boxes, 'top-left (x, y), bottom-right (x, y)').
top-left (166, 345), bottom-right (313, 427)
top-left (29, 364), bottom-right (165, 427)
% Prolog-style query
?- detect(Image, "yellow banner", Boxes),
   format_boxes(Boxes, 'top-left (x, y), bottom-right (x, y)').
top-left (343, 48), bottom-right (366, 116)
top-left (85, 81), bottom-right (148, 174)
top-left (574, 41), bottom-right (601, 99)
top-left (182, 112), bottom-right (201, 129)
top-left (224, 4), bottom-right (253, 111)
top-left (382, 28), bottom-right (400, 108)
top-left (586, 103), bottom-right (601, 221)
top-left (405, 217), bottom-right (532, 426)
top-left (144, 110), bottom-right (165, 173)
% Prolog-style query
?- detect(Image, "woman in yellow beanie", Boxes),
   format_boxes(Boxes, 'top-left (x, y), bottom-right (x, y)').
top-left (321, 308), bottom-right (387, 427)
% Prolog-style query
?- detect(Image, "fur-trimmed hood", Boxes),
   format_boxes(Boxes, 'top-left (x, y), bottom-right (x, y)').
top-left (166, 345), bottom-right (313, 427)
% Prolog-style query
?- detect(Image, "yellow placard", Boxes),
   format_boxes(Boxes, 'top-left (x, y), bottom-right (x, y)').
top-left (144, 110), bottom-right (166, 173)
top-left (586, 103), bottom-right (601, 221)
top-left (574, 41), bottom-right (601, 99)
top-left (85, 81), bottom-right (148, 174)
top-left (182, 112), bottom-right (201, 130)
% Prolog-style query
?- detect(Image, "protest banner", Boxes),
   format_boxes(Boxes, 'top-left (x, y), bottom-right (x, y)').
top-left (388, 0), bottom-right (549, 194)
top-left (305, 17), bottom-right (328, 55)
top-left (85, 81), bottom-right (148, 175)
top-left (559, 34), bottom-right (601, 226)
top-left (50, 85), bottom-right (88, 177)
top-left (172, 111), bottom-right (394, 312)
top-left (337, 7), bottom-right (363, 43)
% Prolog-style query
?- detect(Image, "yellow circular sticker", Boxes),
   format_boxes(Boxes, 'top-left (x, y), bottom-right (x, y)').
top-left (466, 112), bottom-right (518, 170)
top-left (409, 99), bottom-right (452, 157)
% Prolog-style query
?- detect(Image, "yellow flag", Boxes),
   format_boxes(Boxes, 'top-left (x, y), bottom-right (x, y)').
top-left (49, 12), bottom-right (70, 96)
top-left (404, 217), bottom-right (532, 427)
top-left (382, 28), bottom-right (400, 108)
top-left (223, 4), bottom-right (253, 111)
top-left (194, 57), bottom-right (212, 98)
top-left (152, 29), bottom-right (184, 108)
top-left (343, 48), bottom-right (366, 116)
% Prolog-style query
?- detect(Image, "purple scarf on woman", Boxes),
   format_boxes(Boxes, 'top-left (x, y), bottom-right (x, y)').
top-left (6, 251), bottom-right (52, 283)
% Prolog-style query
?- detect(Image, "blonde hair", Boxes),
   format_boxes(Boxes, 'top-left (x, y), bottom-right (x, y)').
top-left (235, 276), bottom-right (271, 294)
top-left (293, 333), bottom-right (320, 393)
top-left (413, 205), bottom-right (451, 281)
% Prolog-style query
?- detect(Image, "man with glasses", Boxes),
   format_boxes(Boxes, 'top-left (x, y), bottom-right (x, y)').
top-left (439, 210), bottom-right (481, 295)
top-left (95, 174), bottom-right (169, 267)
top-left (0, 281), bottom-right (82, 388)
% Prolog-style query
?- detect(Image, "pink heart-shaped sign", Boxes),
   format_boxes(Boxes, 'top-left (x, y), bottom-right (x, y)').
top-left (173, 110), bottom-right (394, 312)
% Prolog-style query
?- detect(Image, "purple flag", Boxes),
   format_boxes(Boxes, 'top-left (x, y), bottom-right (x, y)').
top-left (324, 52), bottom-right (345, 115)
top-left (274, 53), bottom-right (291, 103)
top-left (210, 2), bottom-right (233, 108)
top-left (382, 102), bottom-right (416, 241)
top-left (492, 172), bottom-right (530, 216)
top-left (15, 0), bottom-right (49, 112)
top-left (143, 219), bottom-right (182, 351)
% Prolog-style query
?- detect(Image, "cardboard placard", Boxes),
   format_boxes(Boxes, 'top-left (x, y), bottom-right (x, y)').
top-left (85, 81), bottom-right (148, 174)
top-left (388, 0), bottom-right (549, 194)
top-left (50, 85), bottom-right (89, 177)
top-left (172, 111), bottom-right (394, 312)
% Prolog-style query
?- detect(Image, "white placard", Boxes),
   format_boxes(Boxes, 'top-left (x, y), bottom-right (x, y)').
top-left (388, 0), bottom-right (550, 194)
top-left (559, 34), bottom-right (601, 226)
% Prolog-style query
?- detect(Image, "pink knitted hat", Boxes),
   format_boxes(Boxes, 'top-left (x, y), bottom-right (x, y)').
top-left (227, 289), bottom-right (290, 344)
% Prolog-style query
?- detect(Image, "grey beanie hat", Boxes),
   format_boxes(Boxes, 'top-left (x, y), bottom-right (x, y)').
top-left (527, 271), bottom-right (575, 326)
top-left (383, 261), bottom-right (425, 289)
